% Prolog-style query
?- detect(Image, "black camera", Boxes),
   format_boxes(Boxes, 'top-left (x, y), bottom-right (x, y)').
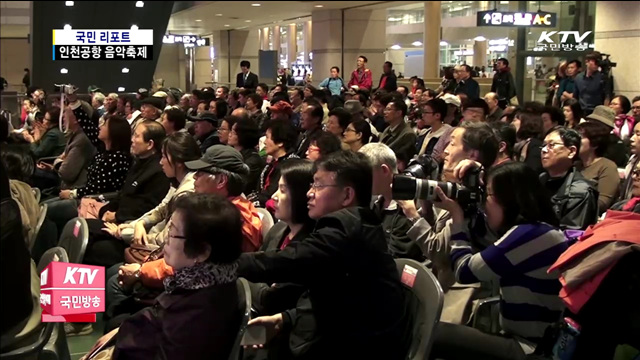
top-left (392, 162), bottom-right (482, 210)
top-left (403, 154), bottom-right (439, 180)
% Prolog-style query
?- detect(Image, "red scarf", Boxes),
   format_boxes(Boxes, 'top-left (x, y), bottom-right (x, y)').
top-left (622, 197), bottom-right (640, 212)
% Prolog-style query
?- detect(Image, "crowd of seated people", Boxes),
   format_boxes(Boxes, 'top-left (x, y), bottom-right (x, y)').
top-left (1, 54), bottom-right (639, 360)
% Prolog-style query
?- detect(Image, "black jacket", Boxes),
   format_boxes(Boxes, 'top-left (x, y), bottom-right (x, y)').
top-left (295, 126), bottom-right (323, 158)
top-left (101, 153), bottom-right (171, 224)
top-left (236, 71), bottom-right (259, 90)
top-left (377, 71), bottom-right (398, 92)
top-left (240, 148), bottom-right (265, 195)
top-left (238, 207), bottom-right (410, 359)
top-left (251, 152), bottom-right (298, 207)
top-left (199, 131), bottom-right (220, 154)
top-left (541, 168), bottom-right (599, 230)
top-left (382, 206), bottom-right (425, 262)
top-left (454, 78), bottom-right (480, 100)
top-left (491, 69), bottom-right (517, 101)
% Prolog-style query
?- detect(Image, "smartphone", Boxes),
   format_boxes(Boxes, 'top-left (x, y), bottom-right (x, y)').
top-left (240, 323), bottom-right (267, 346)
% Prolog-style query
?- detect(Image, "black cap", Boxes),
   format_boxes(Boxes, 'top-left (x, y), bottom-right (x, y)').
top-left (192, 89), bottom-right (204, 99)
top-left (140, 96), bottom-right (164, 110)
top-left (185, 145), bottom-right (249, 175)
top-left (188, 111), bottom-right (218, 126)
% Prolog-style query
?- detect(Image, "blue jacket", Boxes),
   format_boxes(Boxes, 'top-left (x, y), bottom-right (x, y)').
top-left (318, 77), bottom-right (345, 96)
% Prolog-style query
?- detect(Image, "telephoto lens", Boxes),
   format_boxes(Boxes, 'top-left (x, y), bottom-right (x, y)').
top-left (391, 175), bottom-right (460, 201)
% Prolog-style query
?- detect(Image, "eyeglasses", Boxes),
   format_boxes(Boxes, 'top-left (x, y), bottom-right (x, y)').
top-left (632, 106), bottom-right (640, 111)
top-left (541, 142), bottom-right (566, 151)
top-left (309, 182), bottom-right (340, 191)
top-left (344, 128), bottom-right (357, 133)
top-left (169, 233), bottom-right (187, 240)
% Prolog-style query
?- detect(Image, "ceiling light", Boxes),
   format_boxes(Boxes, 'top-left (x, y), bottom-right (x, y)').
top-left (65, 1), bottom-right (74, 6)
top-left (440, 40), bottom-right (449, 46)
top-left (195, 19), bottom-right (202, 22)
top-left (245, 20), bottom-right (251, 23)
top-left (122, 67), bottom-right (130, 73)
top-left (251, 3), bottom-right (261, 6)
top-left (188, 32), bottom-right (193, 35)
top-left (118, 87), bottom-right (125, 92)
top-left (131, 25), bottom-right (139, 30)
top-left (216, 13), bottom-right (223, 16)
top-left (135, 1), bottom-right (144, 7)
top-left (224, 24), bottom-right (230, 27)
top-left (473, 36), bottom-right (487, 41)
top-left (390, 44), bottom-right (401, 50)
top-left (60, 68), bottom-right (68, 74)
top-left (63, 24), bottom-right (72, 30)
top-left (314, 4), bottom-right (324, 7)
top-left (412, 41), bottom-right (423, 46)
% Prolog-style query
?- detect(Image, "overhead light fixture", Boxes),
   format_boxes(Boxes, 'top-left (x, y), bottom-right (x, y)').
top-left (440, 40), bottom-right (448, 46)
top-left (60, 68), bottom-right (68, 74)
top-left (216, 13), bottom-right (223, 16)
top-left (118, 87), bottom-right (125, 92)
top-left (251, 3), bottom-right (261, 6)
top-left (224, 24), bottom-right (230, 27)
top-left (65, 1), bottom-right (74, 6)
top-left (314, 4), bottom-right (324, 7)
top-left (412, 41), bottom-right (423, 47)
top-left (473, 36), bottom-right (487, 41)
top-left (122, 68), bottom-right (130, 73)
top-left (390, 44), bottom-right (401, 50)
top-left (388, 17), bottom-right (401, 21)
top-left (195, 19), bottom-right (202, 22)
top-left (63, 24), bottom-right (72, 30)
top-left (131, 25), bottom-right (139, 30)
top-left (135, 1), bottom-right (144, 7)
top-left (245, 20), bottom-right (251, 23)
top-left (188, 32), bottom-right (193, 35)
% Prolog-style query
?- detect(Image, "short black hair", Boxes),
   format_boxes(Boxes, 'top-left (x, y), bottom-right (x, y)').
top-left (164, 108), bottom-right (186, 131)
top-left (267, 120), bottom-right (298, 152)
top-left (273, 84), bottom-right (288, 94)
top-left (497, 58), bottom-right (509, 66)
top-left (292, 88), bottom-right (304, 100)
top-left (542, 106), bottom-right (565, 128)
top-left (328, 107), bottom-right (352, 130)
top-left (257, 83), bottom-right (269, 94)
top-left (312, 89), bottom-right (328, 104)
top-left (487, 161), bottom-right (559, 233)
top-left (228, 89), bottom-right (240, 101)
top-left (314, 151), bottom-right (372, 208)
top-left (162, 131), bottom-right (201, 171)
top-left (384, 61), bottom-right (393, 68)
top-left (425, 98), bottom-right (447, 122)
top-left (568, 59), bottom-right (582, 69)
top-left (279, 159), bottom-right (315, 225)
top-left (463, 98), bottom-right (490, 117)
top-left (46, 107), bottom-right (61, 126)
top-left (550, 126), bottom-right (582, 156)
top-left (460, 122), bottom-right (499, 169)
top-left (0, 112), bottom-right (9, 142)
top-left (331, 66), bottom-right (340, 73)
top-left (516, 112), bottom-right (544, 141)
top-left (389, 99), bottom-right (408, 117)
top-left (240, 60), bottom-right (251, 68)
top-left (1, 146), bottom-right (35, 183)
top-left (139, 120), bottom-right (167, 153)
top-left (248, 93), bottom-right (263, 108)
top-left (214, 99), bottom-right (229, 120)
top-left (563, 99), bottom-right (584, 123)
top-left (303, 99), bottom-right (325, 123)
top-left (632, 96), bottom-right (640, 103)
top-left (310, 132), bottom-right (342, 160)
top-left (398, 86), bottom-right (409, 94)
top-left (576, 121), bottom-right (611, 157)
top-left (234, 118), bottom-right (261, 150)
top-left (612, 95), bottom-right (631, 114)
top-left (424, 88), bottom-right (437, 99)
top-left (173, 193), bottom-right (242, 264)
top-left (106, 115), bottom-right (132, 153)
top-left (358, 55), bottom-right (368, 63)
top-left (270, 92), bottom-right (291, 105)
top-left (350, 119), bottom-right (372, 145)
top-left (198, 100), bottom-right (210, 111)
top-left (489, 121), bottom-right (517, 158)
top-left (221, 115), bottom-right (237, 132)
top-left (218, 86), bottom-right (230, 96)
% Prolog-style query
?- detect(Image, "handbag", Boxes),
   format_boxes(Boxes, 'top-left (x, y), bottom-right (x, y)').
top-left (124, 243), bottom-right (163, 265)
top-left (78, 198), bottom-right (106, 219)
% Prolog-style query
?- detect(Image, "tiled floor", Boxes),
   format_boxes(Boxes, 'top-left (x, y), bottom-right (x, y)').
top-left (67, 314), bottom-right (104, 360)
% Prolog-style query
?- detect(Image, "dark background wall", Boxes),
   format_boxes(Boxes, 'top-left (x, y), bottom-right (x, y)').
top-left (32, 1), bottom-right (174, 94)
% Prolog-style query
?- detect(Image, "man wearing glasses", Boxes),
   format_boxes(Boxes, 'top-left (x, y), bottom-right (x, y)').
top-left (238, 151), bottom-right (411, 359)
top-left (379, 99), bottom-right (417, 160)
top-left (461, 98), bottom-right (490, 123)
top-left (540, 127), bottom-right (598, 230)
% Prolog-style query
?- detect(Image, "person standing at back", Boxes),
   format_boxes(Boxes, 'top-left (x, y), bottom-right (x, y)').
top-left (455, 65), bottom-right (480, 100)
top-left (377, 61), bottom-right (398, 92)
top-left (347, 55), bottom-right (373, 91)
top-left (573, 52), bottom-right (607, 116)
top-left (490, 58), bottom-right (517, 108)
top-left (236, 60), bottom-right (259, 90)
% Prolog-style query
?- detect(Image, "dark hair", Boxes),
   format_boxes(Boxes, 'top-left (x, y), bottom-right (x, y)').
top-left (563, 99), bottom-right (584, 124)
top-left (576, 121), bottom-right (611, 157)
top-left (0, 146), bottom-right (35, 183)
top-left (463, 98), bottom-right (490, 117)
top-left (248, 93), bottom-right (263, 109)
top-left (270, 92), bottom-right (291, 105)
top-left (328, 108), bottom-right (352, 131)
top-left (331, 66), bottom-right (340, 73)
top-left (106, 116), bottom-right (132, 152)
top-left (164, 108), bottom-right (186, 131)
top-left (516, 112), bottom-right (544, 140)
top-left (221, 115), bottom-right (237, 132)
top-left (273, 84), bottom-right (288, 94)
top-left (568, 59), bottom-right (582, 69)
top-left (257, 83), bottom-right (269, 94)
top-left (550, 126), bottom-right (582, 155)
top-left (234, 118), bottom-right (261, 150)
top-left (398, 86), bottom-right (409, 95)
top-left (239, 89), bottom-right (252, 98)
top-left (585, 51), bottom-right (601, 65)
top-left (310, 132), bottom-right (342, 159)
top-left (612, 95), bottom-right (631, 114)
top-left (46, 107), bottom-right (61, 126)
top-left (632, 96), bottom-right (640, 103)
top-left (461, 64), bottom-right (473, 76)
top-left (303, 99), bottom-right (324, 123)
top-left (389, 99), bottom-right (408, 117)
top-left (542, 106), bottom-right (565, 130)
top-left (218, 86), bottom-right (230, 96)
top-left (268, 121), bottom-right (298, 152)
top-left (489, 122), bottom-right (517, 158)
top-left (460, 122), bottom-right (499, 169)
top-left (139, 120), bottom-right (167, 153)
top-left (358, 55), bottom-right (368, 63)
top-left (424, 88), bottom-right (437, 99)
top-left (173, 193), bottom-right (242, 264)
top-left (487, 162), bottom-right (559, 233)
top-left (350, 119), bottom-right (372, 145)
top-left (443, 67), bottom-right (455, 80)
top-left (292, 89), bottom-right (304, 100)
top-left (162, 131), bottom-right (201, 173)
top-left (229, 89), bottom-right (240, 101)
top-left (425, 98), bottom-right (447, 122)
top-left (279, 159), bottom-right (315, 225)
top-left (522, 101), bottom-right (545, 115)
top-left (198, 100), bottom-right (210, 111)
top-left (214, 99), bottom-right (229, 120)
top-left (314, 151), bottom-right (372, 208)
top-left (0, 113), bottom-right (9, 142)
top-left (497, 58), bottom-right (509, 66)
top-left (24, 98), bottom-right (35, 107)
top-left (355, 90), bottom-right (369, 107)
top-left (240, 60), bottom-right (251, 68)
top-left (384, 61), bottom-right (393, 68)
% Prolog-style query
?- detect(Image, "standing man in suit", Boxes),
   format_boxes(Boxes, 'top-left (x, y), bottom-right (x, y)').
top-left (236, 60), bottom-right (259, 90)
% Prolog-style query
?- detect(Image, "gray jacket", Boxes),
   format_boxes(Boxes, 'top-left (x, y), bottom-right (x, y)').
top-left (58, 130), bottom-right (96, 189)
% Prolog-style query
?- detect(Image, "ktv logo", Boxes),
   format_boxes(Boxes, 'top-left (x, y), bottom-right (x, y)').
top-left (40, 263), bottom-right (105, 323)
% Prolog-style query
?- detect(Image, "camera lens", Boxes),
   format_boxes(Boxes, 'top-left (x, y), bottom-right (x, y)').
top-left (391, 175), bottom-right (459, 201)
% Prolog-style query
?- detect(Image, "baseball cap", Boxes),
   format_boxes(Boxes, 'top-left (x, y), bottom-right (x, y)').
top-left (441, 93), bottom-right (461, 108)
top-left (343, 100), bottom-right (364, 115)
top-left (185, 145), bottom-right (250, 175)
top-left (269, 100), bottom-right (293, 114)
top-left (188, 111), bottom-right (218, 126)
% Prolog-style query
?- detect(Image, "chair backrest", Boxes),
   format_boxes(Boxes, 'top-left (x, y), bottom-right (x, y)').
top-left (228, 277), bottom-right (252, 360)
top-left (394, 258), bottom-right (444, 360)
top-left (32, 187), bottom-right (41, 203)
top-left (37, 247), bottom-right (69, 275)
top-left (57, 218), bottom-right (89, 264)
top-left (0, 322), bottom-right (55, 359)
top-left (29, 204), bottom-right (48, 252)
top-left (255, 208), bottom-right (274, 239)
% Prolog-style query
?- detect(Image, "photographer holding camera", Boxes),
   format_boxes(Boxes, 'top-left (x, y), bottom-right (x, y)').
top-left (396, 122), bottom-right (499, 291)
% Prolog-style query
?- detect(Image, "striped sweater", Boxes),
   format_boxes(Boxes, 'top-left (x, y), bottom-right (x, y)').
top-left (450, 222), bottom-right (567, 341)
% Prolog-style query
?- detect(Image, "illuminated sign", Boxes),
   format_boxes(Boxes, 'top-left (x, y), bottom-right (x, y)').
top-left (535, 31), bottom-right (595, 52)
top-left (52, 29), bottom-right (153, 60)
top-left (163, 34), bottom-right (210, 47)
top-left (477, 11), bottom-right (556, 27)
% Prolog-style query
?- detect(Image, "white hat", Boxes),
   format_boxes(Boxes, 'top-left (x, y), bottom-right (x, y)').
top-left (441, 93), bottom-right (461, 108)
